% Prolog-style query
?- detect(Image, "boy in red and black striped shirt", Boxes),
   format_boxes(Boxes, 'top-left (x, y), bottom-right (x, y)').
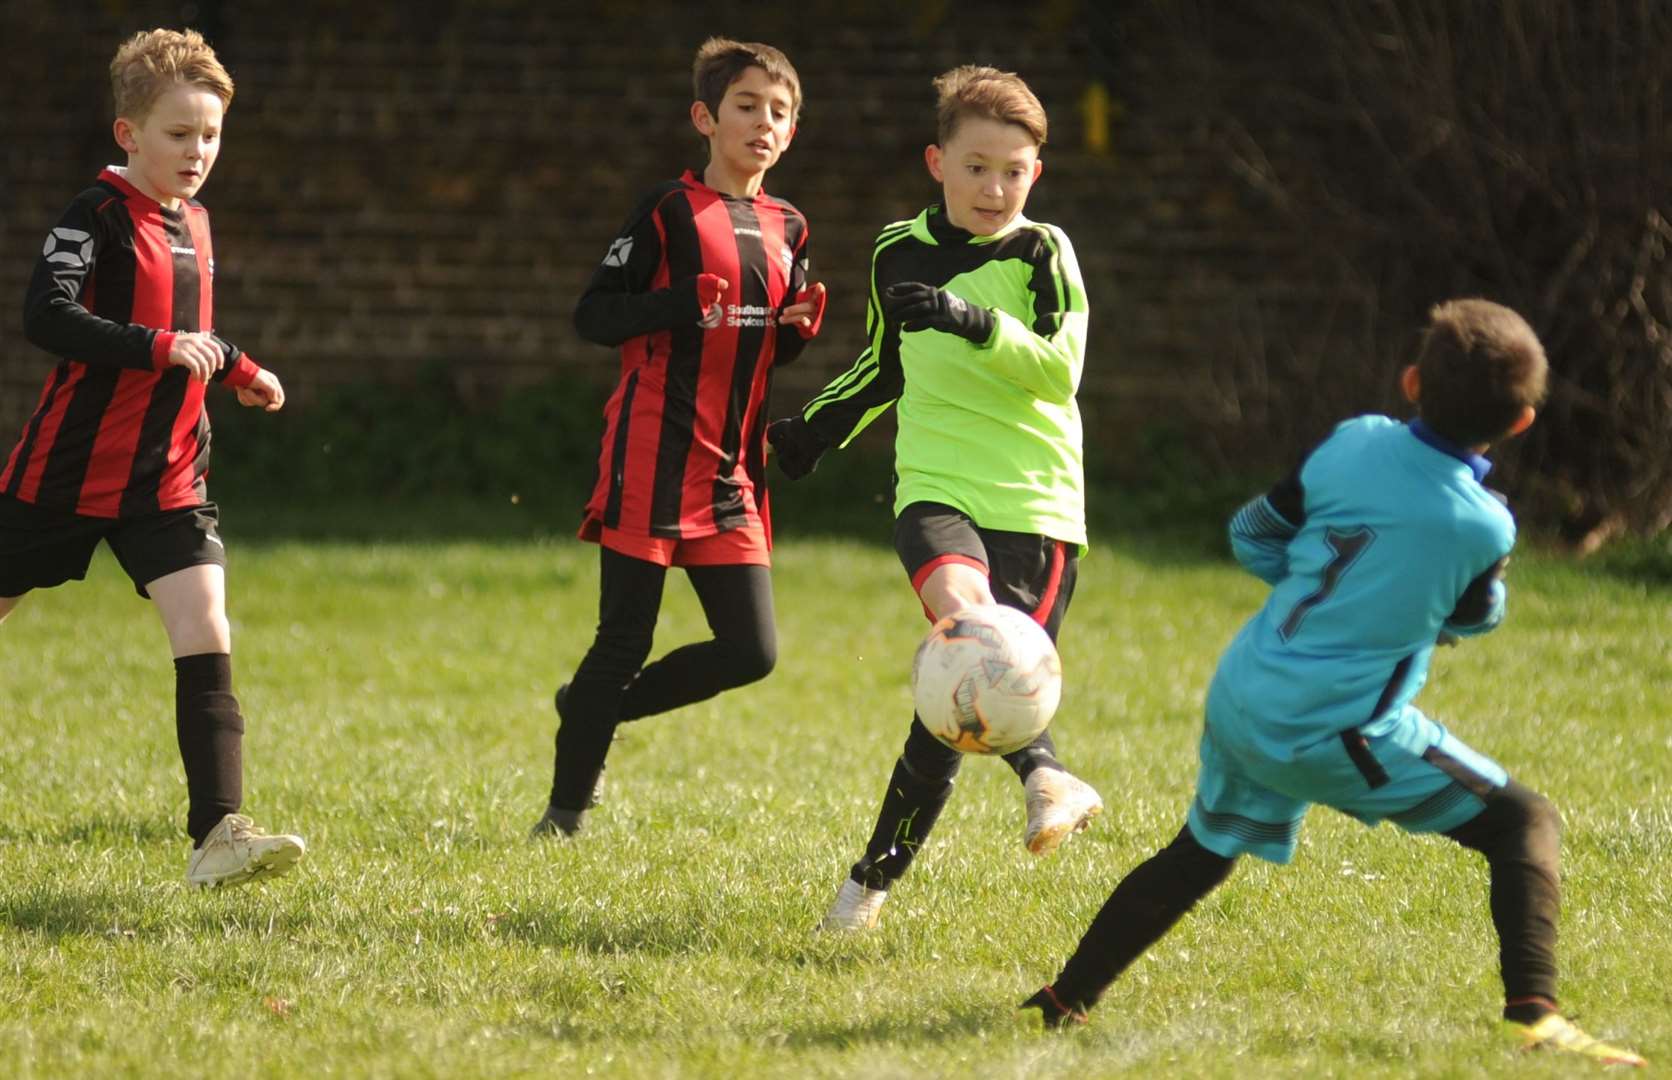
top-left (0, 29), bottom-right (304, 888)
top-left (532, 37), bottom-right (826, 837)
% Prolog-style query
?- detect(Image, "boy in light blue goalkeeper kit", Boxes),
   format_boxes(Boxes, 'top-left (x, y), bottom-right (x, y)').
top-left (1024, 300), bottom-right (1646, 1068)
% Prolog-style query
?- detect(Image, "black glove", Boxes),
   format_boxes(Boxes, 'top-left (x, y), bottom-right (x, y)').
top-left (881, 281), bottom-right (994, 344)
top-left (1444, 554), bottom-right (1510, 629)
top-left (766, 415), bottom-right (829, 480)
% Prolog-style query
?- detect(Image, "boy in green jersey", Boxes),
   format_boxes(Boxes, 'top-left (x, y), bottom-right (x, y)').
top-left (769, 66), bottom-right (1100, 930)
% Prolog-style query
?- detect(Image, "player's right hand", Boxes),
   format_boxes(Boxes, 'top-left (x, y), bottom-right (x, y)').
top-left (236, 368), bottom-right (286, 412)
top-left (766, 415), bottom-right (828, 480)
top-left (166, 332), bottom-right (224, 383)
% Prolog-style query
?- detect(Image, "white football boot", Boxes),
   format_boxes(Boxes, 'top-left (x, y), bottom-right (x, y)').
top-left (1023, 768), bottom-right (1103, 855)
top-left (186, 813), bottom-right (306, 888)
top-left (818, 877), bottom-right (889, 931)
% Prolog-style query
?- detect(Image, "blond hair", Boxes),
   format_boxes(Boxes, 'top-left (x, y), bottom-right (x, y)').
top-left (692, 37), bottom-right (802, 123)
top-left (110, 28), bottom-right (234, 121)
top-left (933, 65), bottom-right (1047, 146)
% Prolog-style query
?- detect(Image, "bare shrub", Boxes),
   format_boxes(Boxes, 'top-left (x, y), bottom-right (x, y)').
top-left (1154, 0), bottom-right (1672, 548)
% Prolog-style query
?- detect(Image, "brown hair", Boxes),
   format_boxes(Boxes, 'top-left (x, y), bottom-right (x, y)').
top-left (110, 28), bottom-right (234, 121)
top-left (933, 65), bottom-right (1047, 146)
top-left (1416, 299), bottom-right (1549, 446)
top-left (692, 37), bottom-right (801, 123)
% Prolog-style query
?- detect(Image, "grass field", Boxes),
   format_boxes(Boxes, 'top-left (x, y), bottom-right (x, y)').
top-left (1, 510), bottom-right (1667, 1078)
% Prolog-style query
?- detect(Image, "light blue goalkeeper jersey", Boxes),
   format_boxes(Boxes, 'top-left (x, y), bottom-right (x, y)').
top-left (1214, 415), bottom-right (1515, 751)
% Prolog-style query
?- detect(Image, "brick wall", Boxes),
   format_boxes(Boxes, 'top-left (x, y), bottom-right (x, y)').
top-left (0, 0), bottom-right (1325, 474)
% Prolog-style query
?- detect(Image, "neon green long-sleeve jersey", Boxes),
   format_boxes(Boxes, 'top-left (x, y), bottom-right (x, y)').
top-left (801, 204), bottom-right (1089, 546)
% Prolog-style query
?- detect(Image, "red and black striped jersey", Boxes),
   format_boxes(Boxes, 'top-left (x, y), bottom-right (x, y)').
top-left (575, 170), bottom-right (813, 543)
top-left (2, 167), bottom-right (261, 518)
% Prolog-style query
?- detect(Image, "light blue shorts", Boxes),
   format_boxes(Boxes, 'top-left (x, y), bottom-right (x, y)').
top-left (1186, 684), bottom-right (1509, 864)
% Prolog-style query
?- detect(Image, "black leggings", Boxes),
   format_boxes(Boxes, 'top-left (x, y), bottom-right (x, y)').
top-left (548, 547), bottom-right (776, 810)
top-left (1444, 780), bottom-right (1562, 1005)
top-left (1048, 780), bottom-right (1561, 1012)
top-left (1052, 824), bottom-right (1237, 1008)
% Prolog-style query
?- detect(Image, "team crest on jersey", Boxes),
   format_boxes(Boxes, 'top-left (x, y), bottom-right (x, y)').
top-left (42, 227), bottom-right (94, 269)
top-left (602, 236), bottom-right (633, 268)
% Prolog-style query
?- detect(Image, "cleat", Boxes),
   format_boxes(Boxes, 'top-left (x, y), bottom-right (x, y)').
top-left (529, 805), bottom-right (583, 839)
top-left (818, 877), bottom-right (888, 931)
top-left (1021, 985), bottom-right (1089, 1029)
top-left (1506, 1014), bottom-right (1646, 1067)
top-left (1023, 767), bottom-right (1103, 855)
top-left (186, 813), bottom-right (305, 889)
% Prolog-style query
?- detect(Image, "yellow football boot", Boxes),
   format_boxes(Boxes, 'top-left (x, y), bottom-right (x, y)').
top-left (1506, 1013), bottom-right (1646, 1068)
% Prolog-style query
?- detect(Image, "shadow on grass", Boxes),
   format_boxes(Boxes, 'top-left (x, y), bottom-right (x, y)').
top-left (1, 884), bottom-right (160, 937)
top-left (491, 908), bottom-right (723, 957)
top-left (0, 815), bottom-right (320, 940)
top-left (0, 880), bottom-right (308, 939)
top-left (777, 1005), bottom-right (1010, 1048)
top-left (483, 1000), bottom-right (1006, 1049)
top-left (0, 811), bottom-right (179, 846)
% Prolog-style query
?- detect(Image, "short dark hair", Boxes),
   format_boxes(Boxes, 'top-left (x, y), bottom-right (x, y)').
top-left (933, 65), bottom-right (1047, 146)
top-left (1416, 299), bottom-right (1549, 446)
top-left (692, 37), bottom-right (801, 123)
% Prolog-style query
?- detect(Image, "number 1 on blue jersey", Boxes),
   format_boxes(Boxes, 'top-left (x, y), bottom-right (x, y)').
top-left (1278, 526), bottom-right (1376, 641)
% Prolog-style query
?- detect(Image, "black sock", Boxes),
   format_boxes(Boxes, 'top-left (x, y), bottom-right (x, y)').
top-left (1021, 985), bottom-right (1088, 1028)
top-left (1003, 728), bottom-right (1060, 783)
top-left (1503, 996), bottom-right (1558, 1024)
top-left (548, 681), bottom-right (618, 812)
top-left (1445, 781), bottom-right (1563, 1008)
top-left (174, 652), bottom-right (244, 847)
top-left (547, 548), bottom-right (664, 811)
top-left (849, 755), bottom-right (956, 890)
top-left (1053, 825), bottom-right (1235, 1010)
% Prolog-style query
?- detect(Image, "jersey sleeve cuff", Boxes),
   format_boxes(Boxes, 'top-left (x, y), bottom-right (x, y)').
top-left (223, 353), bottom-right (261, 389)
top-left (983, 307), bottom-right (1029, 351)
top-left (794, 285), bottom-right (826, 340)
top-left (150, 330), bottom-right (178, 371)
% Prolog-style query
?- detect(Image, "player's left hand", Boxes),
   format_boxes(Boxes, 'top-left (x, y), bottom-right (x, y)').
top-left (882, 281), bottom-right (994, 345)
top-left (778, 281), bottom-right (827, 339)
top-left (766, 415), bottom-right (828, 480)
top-left (236, 369), bottom-right (285, 412)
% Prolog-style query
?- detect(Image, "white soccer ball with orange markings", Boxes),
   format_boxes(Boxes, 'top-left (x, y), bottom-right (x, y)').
top-left (911, 603), bottom-right (1063, 754)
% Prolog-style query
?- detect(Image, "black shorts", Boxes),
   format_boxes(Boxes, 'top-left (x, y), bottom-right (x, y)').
top-left (892, 500), bottom-right (1078, 640)
top-left (0, 494), bottom-right (226, 599)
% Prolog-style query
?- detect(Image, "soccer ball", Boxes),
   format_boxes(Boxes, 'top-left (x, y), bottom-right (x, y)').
top-left (911, 603), bottom-right (1063, 754)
